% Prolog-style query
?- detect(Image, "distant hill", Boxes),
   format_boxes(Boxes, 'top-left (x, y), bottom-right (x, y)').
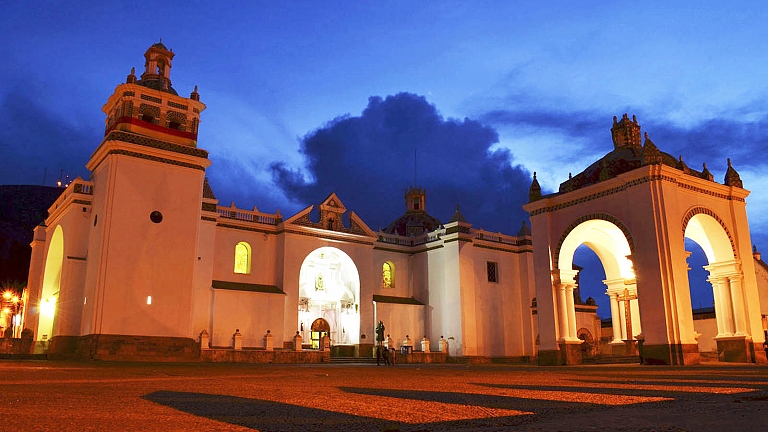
top-left (0, 185), bottom-right (64, 283)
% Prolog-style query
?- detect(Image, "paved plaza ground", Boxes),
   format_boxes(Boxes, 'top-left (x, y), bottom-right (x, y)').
top-left (1, 360), bottom-right (767, 431)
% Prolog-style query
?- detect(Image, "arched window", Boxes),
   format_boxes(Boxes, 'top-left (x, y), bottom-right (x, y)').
top-left (234, 242), bottom-right (251, 274)
top-left (382, 262), bottom-right (394, 288)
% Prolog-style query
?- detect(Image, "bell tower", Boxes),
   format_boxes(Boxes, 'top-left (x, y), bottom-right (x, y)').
top-left (101, 41), bottom-right (204, 147)
top-left (81, 42), bottom-right (211, 340)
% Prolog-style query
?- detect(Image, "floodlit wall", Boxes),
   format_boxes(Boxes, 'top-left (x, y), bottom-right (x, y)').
top-left (210, 289), bottom-right (285, 347)
top-left (89, 153), bottom-right (206, 338)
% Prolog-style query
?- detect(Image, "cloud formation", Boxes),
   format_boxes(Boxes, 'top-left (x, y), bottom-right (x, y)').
top-left (270, 93), bottom-right (532, 233)
top-left (0, 86), bottom-right (95, 186)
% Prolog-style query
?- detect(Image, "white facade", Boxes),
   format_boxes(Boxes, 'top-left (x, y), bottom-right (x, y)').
top-left (23, 44), bottom-right (538, 359)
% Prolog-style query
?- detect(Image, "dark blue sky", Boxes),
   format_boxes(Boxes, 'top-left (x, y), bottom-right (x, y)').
top-left (1, 2), bottom-right (767, 314)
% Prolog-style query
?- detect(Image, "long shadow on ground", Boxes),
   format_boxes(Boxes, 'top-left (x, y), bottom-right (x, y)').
top-left (144, 390), bottom-right (542, 431)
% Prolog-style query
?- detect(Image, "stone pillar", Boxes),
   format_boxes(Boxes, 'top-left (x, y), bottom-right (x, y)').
top-left (293, 331), bottom-right (303, 351)
top-left (557, 285), bottom-right (569, 341)
top-left (618, 300), bottom-right (627, 340)
top-left (439, 336), bottom-right (449, 354)
top-left (199, 329), bottom-right (210, 350)
top-left (709, 277), bottom-right (728, 338)
top-left (609, 294), bottom-right (622, 344)
top-left (729, 276), bottom-right (748, 336)
top-left (264, 330), bottom-right (274, 351)
top-left (630, 298), bottom-right (642, 337)
top-left (717, 278), bottom-right (735, 335)
top-left (565, 284), bottom-right (578, 340)
top-left (421, 336), bottom-right (430, 352)
top-left (233, 329), bottom-right (242, 350)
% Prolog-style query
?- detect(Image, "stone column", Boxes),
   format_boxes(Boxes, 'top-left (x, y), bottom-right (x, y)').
top-left (564, 284), bottom-right (578, 340)
top-left (618, 300), bottom-right (627, 340)
top-left (557, 285), bottom-right (569, 341)
top-left (709, 277), bottom-right (728, 338)
top-left (728, 276), bottom-right (748, 336)
top-left (717, 278), bottom-right (735, 335)
top-left (630, 298), bottom-right (642, 337)
top-left (609, 294), bottom-right (622, 344)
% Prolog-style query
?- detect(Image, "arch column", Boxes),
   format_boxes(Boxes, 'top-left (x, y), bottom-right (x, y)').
top-left (706, 260), bottom-right (758, 362)
top-left (555, 269), bottom-right (582, 364)
top-left (728, 275), bottom-right (748, 337)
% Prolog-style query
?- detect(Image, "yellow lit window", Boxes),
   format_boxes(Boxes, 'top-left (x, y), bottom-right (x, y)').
top-left (382, 262), bottom-right (394, 288)
top-left (234, 242), bottom-right (252, 274)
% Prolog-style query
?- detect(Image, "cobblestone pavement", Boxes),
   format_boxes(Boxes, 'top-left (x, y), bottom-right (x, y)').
top-left (1, 360), bottom-right (767, 431)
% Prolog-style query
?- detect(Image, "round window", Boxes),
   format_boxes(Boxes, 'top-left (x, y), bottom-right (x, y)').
top-left (150, 211), bottom-right (163, 223)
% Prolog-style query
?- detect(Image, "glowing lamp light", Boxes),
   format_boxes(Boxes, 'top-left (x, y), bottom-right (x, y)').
top-left (2, 307), bottom-right (9, 314)
top-left (40, 298), bottom-right (56, 317)
top-left (147, 296), bottom-right (152, 305)
top-left (2, 291), bottom-right (11, 300)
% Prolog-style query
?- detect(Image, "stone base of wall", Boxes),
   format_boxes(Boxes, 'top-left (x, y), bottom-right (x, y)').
top-left (445, 355), bottom-right (530, 365)
top-left (559, 342), bottom-right (583, 365)
top-left (201, 348), bottom-right (330, 364)
top-left (751, 343), bottom-right (768, 364)
top-left (390, 351), bottom-right (448, 364)
top-left (537, 349), bottom-right (560, 366)
top-left (48, 334), bottom-right (200, 362)
top-left (640, 343), bottom-right (700, 365)
top-left (0, 338), bottom-right (34, 355)
top-left (716, 338), bottom-right (768, 364)
top-left (331, 345), bottom-right (357, 357)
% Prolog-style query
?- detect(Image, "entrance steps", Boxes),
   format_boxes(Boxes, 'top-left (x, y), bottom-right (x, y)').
top-left (329, 356), bottom-right (378, 365)
top-left (583, 355), bottom-right (640, 365)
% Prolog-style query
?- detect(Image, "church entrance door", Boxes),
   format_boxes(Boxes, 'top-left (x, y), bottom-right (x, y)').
top-left (310, 318), bottom-right (331, 349)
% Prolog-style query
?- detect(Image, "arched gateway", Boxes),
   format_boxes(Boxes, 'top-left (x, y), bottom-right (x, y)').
top-left (297, 247), bottom-right (360, 348)
top-left (524, 114), bottom-right (767, 365)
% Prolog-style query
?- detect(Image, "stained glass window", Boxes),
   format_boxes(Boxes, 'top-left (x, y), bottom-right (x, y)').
top-left (382, 262), bottom-right (394, 288)
top-left (234, 242), bottom-right (251, 274)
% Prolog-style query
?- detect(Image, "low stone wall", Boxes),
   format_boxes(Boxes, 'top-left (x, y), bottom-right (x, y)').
top-left (0, 337), bottom-right (34, 355)
top-left (49, 334), bottom-right (200, 362)
top-left (202, 348), bottom-right (330, 364)
top-left (394, 351), bottom-right (448, 364)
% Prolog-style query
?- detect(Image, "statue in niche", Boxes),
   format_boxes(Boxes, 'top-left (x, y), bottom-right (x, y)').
top-left (315, 274), bottom-right (324, 291)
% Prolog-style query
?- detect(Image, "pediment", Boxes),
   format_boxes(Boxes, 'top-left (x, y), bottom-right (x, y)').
top-left (320, 192), bottom-right (347, 213)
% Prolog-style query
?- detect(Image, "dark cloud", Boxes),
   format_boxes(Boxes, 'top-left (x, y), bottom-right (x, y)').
top-left (0, 87), bottom-right (95, 186)
top-left (480, 103), bottom-right (768, 175)
top-left (270, 93), bottom-right (532, 233)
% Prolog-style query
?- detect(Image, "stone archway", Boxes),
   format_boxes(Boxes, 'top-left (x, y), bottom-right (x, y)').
top-left (297, 247), bottom-right (360, 347)
top-left (683, 209), bottom-right (755, 362)
top-left (525, 113), bottom-right (766, 365)
top-left (577, 328), bottom-right (596, 358)
top-left (555, 216), bottom-right (638, 360)
top-left (38, 225), bottom-right (64, 342)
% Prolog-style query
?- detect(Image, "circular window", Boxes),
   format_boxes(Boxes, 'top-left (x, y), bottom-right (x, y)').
top-left (149, 211), bottom-right (163, 223)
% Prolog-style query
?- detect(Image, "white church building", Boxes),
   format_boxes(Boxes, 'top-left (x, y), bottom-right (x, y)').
top-left (23, 43), bottom-right (768, 365)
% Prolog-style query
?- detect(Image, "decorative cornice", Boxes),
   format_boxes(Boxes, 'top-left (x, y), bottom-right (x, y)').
top-left (104, 149), bottom-right (206, 171)
top-left (212, 280), bottom-right (284, 294)
top-left (529, 172), bottom-right (744, 216)
top-left (102, 130), bottom-right (208, 158)
top-left (472, 243), bottom-right (532, 254)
